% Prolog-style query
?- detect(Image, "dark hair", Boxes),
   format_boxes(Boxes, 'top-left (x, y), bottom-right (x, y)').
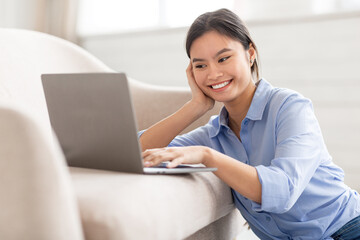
top-left (186, 8), bottom-right (260, 80)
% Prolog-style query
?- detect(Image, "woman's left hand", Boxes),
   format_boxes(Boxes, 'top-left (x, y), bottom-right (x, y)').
top-left (142, 146), bottom-right (209, 168)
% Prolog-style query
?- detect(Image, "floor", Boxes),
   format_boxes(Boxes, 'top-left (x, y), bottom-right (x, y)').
top-left (235, 229), bottom-right (259, 240)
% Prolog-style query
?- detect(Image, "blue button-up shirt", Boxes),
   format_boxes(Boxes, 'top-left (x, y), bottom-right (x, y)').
top-left (166, 79), bottom-right (360, 239)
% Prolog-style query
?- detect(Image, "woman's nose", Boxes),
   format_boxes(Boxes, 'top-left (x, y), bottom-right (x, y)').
top-left (207, 65), bottom-right (223, 80)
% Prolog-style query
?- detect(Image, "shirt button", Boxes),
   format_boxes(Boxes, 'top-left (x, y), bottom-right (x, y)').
top-left (265, 216), bottom-right (271, 222)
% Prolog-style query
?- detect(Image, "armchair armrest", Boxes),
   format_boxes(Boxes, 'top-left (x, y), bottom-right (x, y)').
top-left (0, 103), bottom-right (83, 240)
top-left (129, 78), bottom-right (223, 132)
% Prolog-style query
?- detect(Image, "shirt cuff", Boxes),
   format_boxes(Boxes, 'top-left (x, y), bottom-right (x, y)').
top-left (137, 129), bottom-right (146, 139)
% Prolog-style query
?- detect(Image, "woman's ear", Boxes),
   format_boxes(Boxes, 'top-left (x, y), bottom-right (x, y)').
top-left (248, 43), bottom-right (256, 65)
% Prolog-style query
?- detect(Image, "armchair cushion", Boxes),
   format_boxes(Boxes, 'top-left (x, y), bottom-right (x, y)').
top-left (70, 167), bottom-right (241, 240)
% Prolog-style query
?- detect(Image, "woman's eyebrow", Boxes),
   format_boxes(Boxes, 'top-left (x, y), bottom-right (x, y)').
top-left (215, 48), bottom-right (232, 57)
top-left (192, 48), bottom-right (232, 63)
top-left (192, 57), bottom-right (205, 63)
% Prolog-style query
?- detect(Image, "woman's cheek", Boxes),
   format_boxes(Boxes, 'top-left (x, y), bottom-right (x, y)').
top-left (194, 72), bottom-right (205, 87)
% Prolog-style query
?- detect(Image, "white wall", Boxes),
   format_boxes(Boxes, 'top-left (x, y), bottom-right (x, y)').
top-left (79, 12), bottom-right (360, 86)
top-left (80, 27), bottom-right (189, 87)
top-left (80, 11), bottom-right (360, 191)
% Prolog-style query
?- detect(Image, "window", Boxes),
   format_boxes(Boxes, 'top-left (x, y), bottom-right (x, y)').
top-left (77, 0), bottom-right (234, 36)
top-left (77, 0), bottom-right (360, 36)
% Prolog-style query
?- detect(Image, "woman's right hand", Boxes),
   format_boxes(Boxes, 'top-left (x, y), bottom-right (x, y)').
top-left (186, 62), bottom-right (215, 113)
top-left (139, 62), bottom-right (215, 151)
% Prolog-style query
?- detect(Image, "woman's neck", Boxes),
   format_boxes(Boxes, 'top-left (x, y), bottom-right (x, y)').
top-left (225, 80), bottom-right (257, 137)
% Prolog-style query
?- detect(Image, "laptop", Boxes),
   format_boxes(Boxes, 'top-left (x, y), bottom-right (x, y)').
top-left (41, 73), bottom-right (217, 174)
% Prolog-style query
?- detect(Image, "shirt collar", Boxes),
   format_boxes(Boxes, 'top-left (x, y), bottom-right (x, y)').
top-left (209, 106), bottom-right (228, 138)
top-left (246, 78), bottom-right (273, 121)
top-left (209, 78), bottom-right (273, 138)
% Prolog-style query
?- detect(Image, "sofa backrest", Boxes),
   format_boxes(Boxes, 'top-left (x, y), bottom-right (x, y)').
top-left (0, 28), bottom-right (113, 131)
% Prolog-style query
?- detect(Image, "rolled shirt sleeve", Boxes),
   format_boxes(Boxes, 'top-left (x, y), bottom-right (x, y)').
top-left (137, 117), bottom-right (217, 148)
top-left (253, 95), bottom-right (328, 213)
top-left (137, 127), bottom-right (207, 148)
top-left (167, 125), bottom-right (213, 147)
top-left (137, 129), bottom-right (146, 139)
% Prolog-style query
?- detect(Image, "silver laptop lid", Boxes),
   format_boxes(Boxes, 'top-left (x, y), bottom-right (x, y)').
top-left (42, 73), bottom-right (144, 173)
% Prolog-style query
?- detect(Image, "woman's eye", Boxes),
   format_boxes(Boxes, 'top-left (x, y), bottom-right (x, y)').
top-left (219, 56), bottom-right (230, 63)
top-left (195, 64), bottom-right (206, 69)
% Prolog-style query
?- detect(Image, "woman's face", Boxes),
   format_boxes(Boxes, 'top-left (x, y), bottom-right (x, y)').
top-left (190, 30), bottom-right (256, 104)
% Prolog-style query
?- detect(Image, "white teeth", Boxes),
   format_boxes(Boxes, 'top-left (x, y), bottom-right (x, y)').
top-left (211, 81), bottom-right (230, 89)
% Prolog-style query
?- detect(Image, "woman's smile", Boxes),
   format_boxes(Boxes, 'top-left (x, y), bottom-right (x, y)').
top-left (209, 79), bottom-right (232, 91)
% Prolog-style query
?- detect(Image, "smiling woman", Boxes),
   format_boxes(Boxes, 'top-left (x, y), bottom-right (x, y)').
top-left (139, 8), bottom-right (360, 239)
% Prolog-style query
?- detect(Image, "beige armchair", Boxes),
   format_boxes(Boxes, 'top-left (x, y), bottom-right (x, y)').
top-left (0, 28), bottom-right (246, 240)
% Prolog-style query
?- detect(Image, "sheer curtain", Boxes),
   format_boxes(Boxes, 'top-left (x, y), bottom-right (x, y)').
top-left (0, 0), bottom-right (78, 43)
top-left (35, 0), bottom-right (79, 43)
top-left (0, 0), bottom-right (79, 43)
